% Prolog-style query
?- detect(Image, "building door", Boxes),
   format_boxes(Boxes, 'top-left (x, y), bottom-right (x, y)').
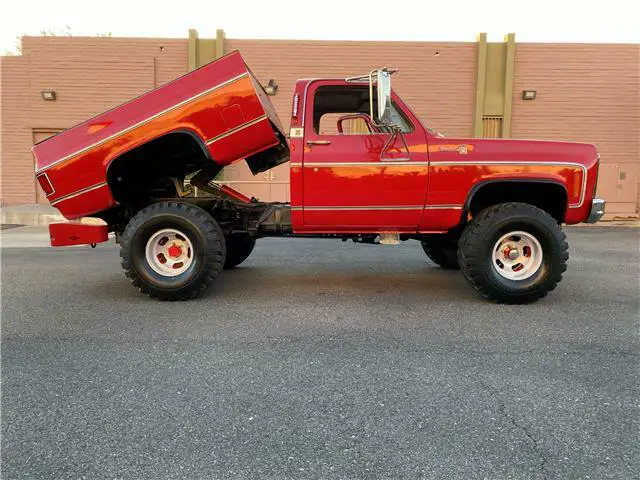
top-left (32, 130), bottom-right (63, 204)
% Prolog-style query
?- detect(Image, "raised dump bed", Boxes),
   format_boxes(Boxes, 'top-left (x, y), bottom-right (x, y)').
top-left (32, 51), bottom-right (289, 219)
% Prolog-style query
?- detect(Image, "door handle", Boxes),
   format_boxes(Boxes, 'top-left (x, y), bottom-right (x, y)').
top-left (306, 140), bottom-right (331, 146)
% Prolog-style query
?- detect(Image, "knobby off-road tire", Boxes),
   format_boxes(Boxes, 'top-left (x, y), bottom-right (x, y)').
top-left (120, 201), bottom-right (226, 301)
top-left (421, 236), bottom-right (460, 270)
top-left (224, 234), bottom-right (256, 269)
top-left (458, 202), bottom-right (568, 304)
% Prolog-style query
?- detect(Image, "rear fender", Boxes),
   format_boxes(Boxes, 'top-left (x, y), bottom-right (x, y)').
top-left (103, 127), bottom-right (212, 173)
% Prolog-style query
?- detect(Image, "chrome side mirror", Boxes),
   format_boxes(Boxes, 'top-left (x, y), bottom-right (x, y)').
top-left (346, 68), bottom-right (397, 127)
top-left (376, 70), bottom-right (392, 124)
top-left (365, 68), bottom-right (396, 126)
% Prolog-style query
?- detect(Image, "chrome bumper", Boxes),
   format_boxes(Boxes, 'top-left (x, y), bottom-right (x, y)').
top-left (585, 198), bottom-right (606, 223)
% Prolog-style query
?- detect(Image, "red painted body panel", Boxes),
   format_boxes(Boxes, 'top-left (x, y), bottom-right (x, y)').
top-left (32, 51), bottom-right (284, 219)
top-left (49, 222), bottom-right (109, 247)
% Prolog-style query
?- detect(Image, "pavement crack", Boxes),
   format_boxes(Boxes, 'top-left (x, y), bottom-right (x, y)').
top-left (498, 398), bottom-right (549, 480)
top-left (479, 381), bottom-right (550, 480)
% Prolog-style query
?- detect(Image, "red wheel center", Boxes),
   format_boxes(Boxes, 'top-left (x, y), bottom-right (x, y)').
top-left (167, 244), bottom-right (182, 258)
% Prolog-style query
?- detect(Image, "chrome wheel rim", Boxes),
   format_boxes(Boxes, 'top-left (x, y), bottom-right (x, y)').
top-left (492, 230), bottom-right (543, 281)
top-left (145, 228), bottom-right (194, 277)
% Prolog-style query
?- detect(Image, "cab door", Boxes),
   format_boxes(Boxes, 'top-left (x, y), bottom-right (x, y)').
top-left (301, 81), bottom-right (429, 232)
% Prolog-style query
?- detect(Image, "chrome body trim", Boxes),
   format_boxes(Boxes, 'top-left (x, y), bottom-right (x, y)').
top-left (585, 198), bottom-right (605, 223)
top-left (290, 161), bottom-right (429, 167)
top-left (205, 114), bottom-right (268, 145)
top-left (423, 205), bottom-right (463, 210)
top-left (382, 157), bottom-right (411, 162)
top-left (36, 73), bottom-right (250, 174)
top-left (290, 204), bottom-right (462, 211)
top-left (36, 172), bottom-right (56, 197)
top-left (292, 205), bottom-right (423, 211)
top-left (50, 182), bottom-right (109, 206)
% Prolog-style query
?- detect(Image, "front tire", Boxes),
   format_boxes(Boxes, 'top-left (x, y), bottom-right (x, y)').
top-left (458, 202), bottom-right (568, 304)
top-left (120, 201), bottom-right (226, 300)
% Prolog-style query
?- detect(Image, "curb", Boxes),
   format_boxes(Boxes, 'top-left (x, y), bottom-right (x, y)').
top-left (1, 207), bottom-right (104, 227)
top-left (0, 211), bottom-right (65, 227)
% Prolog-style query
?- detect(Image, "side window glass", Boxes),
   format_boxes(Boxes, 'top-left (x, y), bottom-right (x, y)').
top-left (319, 114), bottom-right (373, 135)
top-left (390, 104), bottom-right (413, 133)
top-left (312, 85), bottom-right (414, 135)
top-left (313, 85), bottom-right (373, 135)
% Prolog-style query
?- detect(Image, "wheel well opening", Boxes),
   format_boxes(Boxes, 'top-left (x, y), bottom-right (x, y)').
top-left (467, 181), bottom-right (568, 223)
top-left (106, 132), bottom-right (213, 205)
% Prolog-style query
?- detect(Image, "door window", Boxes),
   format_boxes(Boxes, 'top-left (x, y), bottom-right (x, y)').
top-left (312, 85), bottom-right (413, 135)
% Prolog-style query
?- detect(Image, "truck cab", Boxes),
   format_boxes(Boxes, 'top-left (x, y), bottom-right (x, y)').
top-left (288, 74), bottom-right (599, 235)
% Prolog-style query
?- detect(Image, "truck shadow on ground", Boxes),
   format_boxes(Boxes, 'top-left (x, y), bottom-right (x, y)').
top-left (88, 264), bottom-right (479, 306)
top-left (219, 265), bottom-right (466, 295)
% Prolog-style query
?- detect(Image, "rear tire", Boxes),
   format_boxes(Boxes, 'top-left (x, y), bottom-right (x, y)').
top-left (224, 234), bottom-right (256, 269)
top-left (120, 201), bottom-right (226, 300)
top-left (421, 236), bottom-right (460, 270)
top-left (458, 202), bottom-right (568, 304)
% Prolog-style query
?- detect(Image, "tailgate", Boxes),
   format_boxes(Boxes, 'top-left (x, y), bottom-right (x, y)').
top-left (244, 68), bottom-right (289, 174)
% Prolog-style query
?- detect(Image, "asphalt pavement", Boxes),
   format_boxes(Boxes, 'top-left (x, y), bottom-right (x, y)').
top-left (1, 227), bottom-right (638, 479)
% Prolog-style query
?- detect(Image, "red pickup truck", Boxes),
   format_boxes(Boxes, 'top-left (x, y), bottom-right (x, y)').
top-left (33, 51), bottom-right (604, 303)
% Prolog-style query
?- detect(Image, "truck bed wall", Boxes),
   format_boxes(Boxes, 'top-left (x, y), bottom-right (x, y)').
top-left (32, 51), bottom-right (289, 219)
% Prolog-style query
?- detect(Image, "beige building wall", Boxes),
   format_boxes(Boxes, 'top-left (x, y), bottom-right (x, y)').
top-left (1, 56), bottom-right (33, 204)
top-left (1, 36), bottom-right (187, 206)
top-left (226, 39), bottom-right (477, 135)
top-left (511, 43), bottom-right (640, 215)
top-left (24, 36), bottom-right (187, 127)
top-left (1, 35), bottom-right (638, 218)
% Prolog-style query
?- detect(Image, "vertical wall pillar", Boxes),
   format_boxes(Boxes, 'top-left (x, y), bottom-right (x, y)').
top-left (187, 28), bottom-right (226, 71)
top-left (473, 33), bottom-right (488, 138)
top-left (215, 29), bottom-right (225, 59)
top-left (502, 33), bottom-right (516, 138)
top-left (473, 32), bottom-right (516, 138)
top-left (188, 29), bottom-right (198, 72)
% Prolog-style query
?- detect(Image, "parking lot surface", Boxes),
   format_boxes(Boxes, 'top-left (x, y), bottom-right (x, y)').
top-left (1, 227), bottom-right (638, 479)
